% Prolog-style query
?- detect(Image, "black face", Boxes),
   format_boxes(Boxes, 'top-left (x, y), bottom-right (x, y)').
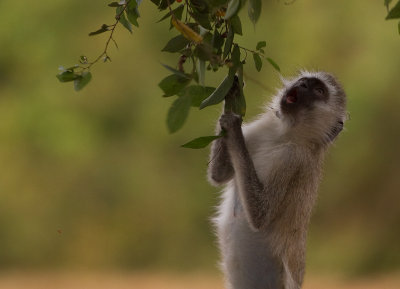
top-left (281, 77), bottom-right (329, 114)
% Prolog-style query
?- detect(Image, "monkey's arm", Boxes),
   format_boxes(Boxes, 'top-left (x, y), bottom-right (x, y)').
top-left (220, 113), bottom-right (294, 231)
top-left (208, 125), bottom-right (234, 185)
top-left (208, 76), bottom-right (245, 186)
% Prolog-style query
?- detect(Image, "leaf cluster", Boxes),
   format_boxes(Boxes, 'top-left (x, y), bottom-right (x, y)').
top-left (153, 0), bottom-right (280, 147)
top-left (56, 0), bottom-right (142, 91)
top-left (56, 1), bottom-right (400, 150)
top-left (57, 66), bottom-right (92, 91)
top-left (56, 0), bottom-right (282, 147)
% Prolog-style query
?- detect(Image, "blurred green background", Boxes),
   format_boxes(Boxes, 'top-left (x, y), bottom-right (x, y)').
top-left (0, 0), bottom-right (399, 277)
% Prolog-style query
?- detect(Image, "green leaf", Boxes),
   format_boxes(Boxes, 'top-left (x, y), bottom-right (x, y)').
top-left (126, 2), bottom-right (140, 27)
top-left (224, 75), bottom-right (239, 113)
top-left (167, 94), bottom-right (192, 133)
top-left (191, 11), bottom-right (212, 30)
top-left (196, 59), bottom-right (206, 86)
top-left (158, 4), bottom-right (184, 22)
top-left (127, 0), bottom-right (138, 9)
top-left (212, 29), bottom-right (224, 55)
top-left (190, 0), bottom-right (209, 13)
top-left (225, 0), bottom-right (241, 20)
top-left (256, 40), bottom-right (266, 50)
top-left (162, 35), bottom-right (190, 53)
top-left (181, 135), bottom-right (222, 149)
top-left (158, 0), bottom-right (175, 10)
top-left (116, 6), bottom-right (133, 33)
top-left (398, 20), bottom-right (400, 34)
top-left (266, 57), bottom-right (280, 72)
top-left (74, 72), bottom-right (92, 91)
top-left (151, 0), bottom-right (161, 6)
top-left (248, 0), bottom-right (262, 24)
top-left (253, 53), bottom-right (262, 72)
top-left (385, 0), bottom-right (393, 10)
top-left (159, 74), bottom-right (191, 97)
top-left (386, 1), bottom-right (400, 19)
top-left (88, 24), bottom-right (109, 36)
top-left (199, 71), bottom-right (234, 109)
top-left (230, 15), bottom-right (242, 35)
top-left (161, 63), bottom-right (191, 79)
top-left (64, 65), bottom-right (78, 71)
top-left (179, 85), bottom-right (216, 107)
top-left (56, 70), bottom-right (79, 82)
top-left (223, 25), bottom-right (234, 59)
top-left (231, 44), bottom-right (241, 68)
top-left (108, 2), bottom-right (121, 7)
top-left (228, 65), bottom-right (237, 79)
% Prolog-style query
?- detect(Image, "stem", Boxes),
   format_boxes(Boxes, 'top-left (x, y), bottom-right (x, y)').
top-left (84, 0), bottom-right (132, 70)
top-left (235, 44), bottom-right (264, 57)
top-left (184, 0), bottom-right (189, 22)
top-left (166, 0), bottom-right (173, 13)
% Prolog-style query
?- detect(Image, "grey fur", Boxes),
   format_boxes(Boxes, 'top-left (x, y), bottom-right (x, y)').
top-left (208, 71), bottom-right (347, 289)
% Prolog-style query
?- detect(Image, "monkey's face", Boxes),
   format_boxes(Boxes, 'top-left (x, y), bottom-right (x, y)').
top-left (280, 77), bottom-right (329, 114)
top-left (276, 71), bottom-right (347, 145)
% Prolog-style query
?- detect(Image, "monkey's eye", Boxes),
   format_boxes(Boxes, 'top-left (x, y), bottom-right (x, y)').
top-left (314, 87), bottom-right (325, 96)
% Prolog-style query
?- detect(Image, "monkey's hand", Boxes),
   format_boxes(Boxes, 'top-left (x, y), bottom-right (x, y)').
top-left (219, 113), bottom-right (242, 136)
top-left (207, 114), bottom-right (240, 186)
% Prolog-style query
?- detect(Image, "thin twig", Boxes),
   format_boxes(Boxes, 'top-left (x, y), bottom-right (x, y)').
top-left (184, 0), bottom-right (189, 22)
top-left (235, 44), bottom-right (264, 57)
top-left (84, 0), bottom-right (132, 70)
top-left (166, 0), bottom-right (173, 13)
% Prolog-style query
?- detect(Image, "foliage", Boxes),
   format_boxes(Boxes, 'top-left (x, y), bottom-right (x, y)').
top-left (56, 0), bottom-right (399, 148)
top-left (56, 0), bottom-right (280, 148)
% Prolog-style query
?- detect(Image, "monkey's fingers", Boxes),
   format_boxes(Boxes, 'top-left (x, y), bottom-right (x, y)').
top-left (219, 113), bottom-right (242, 132)
top-left (224, 75), bottom-right (241, 114)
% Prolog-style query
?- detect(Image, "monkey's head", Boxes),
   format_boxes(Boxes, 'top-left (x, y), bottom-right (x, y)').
top-left (274, 71), bottom-right (347, 145)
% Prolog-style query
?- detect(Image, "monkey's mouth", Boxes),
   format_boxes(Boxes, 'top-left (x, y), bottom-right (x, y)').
top-left (285, 89), bottom-right (298, 104)
top-left (280, 87), bottom-right (301, 115)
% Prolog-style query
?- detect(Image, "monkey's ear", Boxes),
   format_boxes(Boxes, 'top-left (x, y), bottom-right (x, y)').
top-left (328, 120), bottom-right (344, 141)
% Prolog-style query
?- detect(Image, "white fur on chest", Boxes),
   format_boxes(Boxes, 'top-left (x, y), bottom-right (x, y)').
top-left (243, 114), bottom-right (288, 183)
top-left (215, 112), bottom-right (287, 226)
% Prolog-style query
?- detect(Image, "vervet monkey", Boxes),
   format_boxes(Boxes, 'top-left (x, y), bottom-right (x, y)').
top-left (208, 71), bottom-right (347, 289)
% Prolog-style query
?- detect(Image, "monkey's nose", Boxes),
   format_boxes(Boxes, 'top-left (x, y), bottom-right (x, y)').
top-left (299, 79), bottom-right (308, 89)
